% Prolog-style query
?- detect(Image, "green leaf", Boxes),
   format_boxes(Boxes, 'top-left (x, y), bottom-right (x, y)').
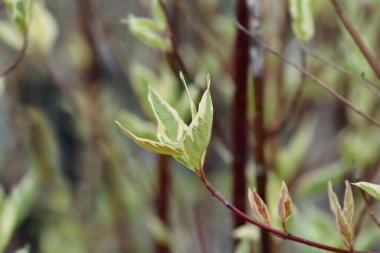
top-left (116, 111), bottom-right (157, 141)
top-left (148, 86), bottom-right (188, 146)
top-left (289, 0), bottom-right (315, 42)
top-left (14, 245), bottom-right (30, 253)
top-left (352, 182), bottom-right (380, 201)
top-left (179, 71), bottom-right (197, 119)
top-left (4, 0), bottom-right (32, 34)
top-left (122, 15), bottom-right (170, 51)
top-left (151, 0), bottom-right (167, 29)
top-left (0, 172), bottom-right (37, 251)
top-left (182, 76), bottom-right (213, 171)
top-left (115, 121), bottom-right (182, 156)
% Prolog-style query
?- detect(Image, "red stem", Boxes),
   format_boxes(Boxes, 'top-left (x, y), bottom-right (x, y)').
top-left (0, 35), bottom-right (28, 77)
top-left (198, 169), bottom-right (377, 253)
top-left (231, 0), bottom-right (250, 231)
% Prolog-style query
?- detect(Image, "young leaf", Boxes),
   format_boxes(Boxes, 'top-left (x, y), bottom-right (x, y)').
top-left (289, 0), bottom-right (315, 43)
top-left (278, 181), bottom-right (293, 227)
top-left (336, 206), bottom-right (354, 249)
top-left (352, 182), bottom-right (380, 201)
top-left (115, 121), bottom-right (182, 156)
top-left (327, 181), bottom-right (341, 215)
top-left (182, 76), bottom-right (213, 171)
top-left (248, 188), bottom-right (272, 226)
top-left (179, 71), bottom-right (197, 119)
top-left (148, 86), bottom-right (188, 146)
top-left (343, 180), bottom-right (354, 222)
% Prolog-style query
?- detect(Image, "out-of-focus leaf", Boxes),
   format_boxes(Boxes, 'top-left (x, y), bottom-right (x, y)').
top-left (343, 180), bottom-right (354, 222)
top-left (296, 161), bottom-right (346, 197)
top-left (148, 86), bottom-right (188, 146)
top-left (340, 128), bottom-right (380, 169)
top-left (14, 245), bottom-right (30, 253)
top-left (233, 224), bottom-right (259, 241)
top-left (122, 15), bottom-right (171, 51)
top-left (278, 181), bottom-right (293, 227)
top-left (248, 188), bottom-right (272, 226)
top-left (276, 119), bottom-right (315, 181)
top-left (28, 1), bottom-right (58, 54)
top-left (182, 76), bottom-right (213, 171)
top-left (130, 64), bottom-right (156, 117)
top-left (0, 21), bottom-right (23, 49)
top-left (151, 0), bottom-right (166, 29)
top-left (0, 172), bottom-right (37, 251)
top-left (289, 0), bottom-right (315, 42)
top-left (352, 182), bottom-right (380, 201)
top-left (116, 121), bottom-right (182, 156)
top-left (4, 0), bottom-right (32, 33)
top-left (116, 111), bottom-right (157, 141)
top-left (234, 240), bottom-right (251, 253)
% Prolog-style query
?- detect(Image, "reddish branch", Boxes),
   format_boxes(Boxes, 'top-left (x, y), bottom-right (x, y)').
top-left (0, 36), bottom-right (28, 77)
top-left (236, 22), bottom-right (380, 128)
top-left (198, 169), bottom-right (378, 253)
top-left (330, 0), bottom-right (380, 80)
top-left (154, 155), bottom-right (171, 253)
top-left (231, 0), bottom-right (250, 232)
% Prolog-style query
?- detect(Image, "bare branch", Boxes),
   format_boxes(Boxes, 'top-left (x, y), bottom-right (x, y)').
top-left (236, 22), bottom-right (380, 128)
top-left (330, 0), bottom-right (380, 80)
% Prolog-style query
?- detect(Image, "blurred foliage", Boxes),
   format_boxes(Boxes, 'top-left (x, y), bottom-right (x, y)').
top-left (0, 0), bottom-right (379, 253)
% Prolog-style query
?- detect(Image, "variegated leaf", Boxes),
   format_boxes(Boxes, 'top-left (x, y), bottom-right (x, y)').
top-left (179, 71), bottom-right (197, 119)
top-left (352, 181), bottom-right (380, 201)
top-left (336, 206), bottom-right (354, 249)
top-left (148, 86), bottom-right (188, 147)
top-left (328, 181), bottom-right (341, 215)
top-left (182, 76), bottom-right (213, 171)
top-left (116, 121), bottom-right (182, 156)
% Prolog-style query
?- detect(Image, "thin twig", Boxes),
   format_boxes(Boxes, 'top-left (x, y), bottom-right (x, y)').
top-left (301, 45), bottom-right (380, 99)
top-left (86, 0), bottom-right (131, 83)
top-left (0, 35), bottom-right (28, 77)
top-left (157, 0), bottom-right (191, 81)
top-left (330, 0), bottom-right (380, 80)
top-left (198, 169), bottom-right (377, 253)
top-left (236, 22), bottom-right (380, 128)
top-left (266, 47), bottom-right (306, 139)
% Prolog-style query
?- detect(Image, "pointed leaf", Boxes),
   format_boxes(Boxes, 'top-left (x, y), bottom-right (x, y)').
top-left (122, 15), bottom-right (170, 50)
top-left (278, 181), bottom-right (293, 224)
top-left (335, 206), bottom-right (354, 249)
top-left (151, 0), bottom-right (166, 29)
top-left (352, 182), bottom-right (380, 201)
top-left (343, 180), bottom-right (354, 222)
top-left (179, 71), bottom-right (197, 119)
top-left (289, 0), bottom-right (315, 43)
top-left (327, 181), bottom-right (341, 216)
top-left (148, 86), bottom-right (188, 146)
top-left (248, 188), bottom-right (272, 226)
top-left (182, 76), bottom-right (213, 171)
top-left (116, 121), bottom-right (182, 156)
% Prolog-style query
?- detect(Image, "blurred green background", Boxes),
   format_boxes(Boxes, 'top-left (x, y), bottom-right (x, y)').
top-left (0, 0), bottom-right (380, 252)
